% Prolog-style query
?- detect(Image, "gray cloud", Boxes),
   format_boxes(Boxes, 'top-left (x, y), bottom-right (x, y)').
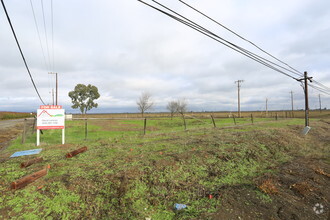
top-left (0, 0), bottom-right (329, 113)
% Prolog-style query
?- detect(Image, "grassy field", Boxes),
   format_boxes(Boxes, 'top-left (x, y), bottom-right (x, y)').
top-left (0, 116), bottom-right (329, 219)
top-left (0, 112), bottom-right (33, 120)
top-left (73, 109), bottom-right (330, 119)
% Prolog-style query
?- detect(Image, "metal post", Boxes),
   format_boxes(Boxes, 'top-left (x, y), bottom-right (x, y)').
top-left (62, 128), bottom-right (65, 145)
top-left (36, 129), bottom-right (40, 146)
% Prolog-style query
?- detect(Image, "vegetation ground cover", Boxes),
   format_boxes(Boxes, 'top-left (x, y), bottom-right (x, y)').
top-left (0, 116), bottom-right (329, 219)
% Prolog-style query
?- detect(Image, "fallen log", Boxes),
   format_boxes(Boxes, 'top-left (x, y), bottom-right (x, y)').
top-left (11, 168), bottom-right (48, 190)
top-left (66, 147), bottom-right (87, 158)
top-left (20, 157), bottom-right (43, 168)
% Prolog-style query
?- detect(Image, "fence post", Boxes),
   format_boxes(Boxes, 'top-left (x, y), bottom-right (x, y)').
top-left (232, 115), bottom-right (237, 125)
top-left (211, 115), bottom-right (216, 128)
top-left (143, 118), bottom-right (147, 135)
top-left (84, 119), bottom-right (88, 140)
top-left (32, 117), bottom-right (36, 134)
top-left (275, 113), bottom-right (278, 121)
top-left (250, 114), bottom-right (254, 124)
top-left (21, 119), bottom-right (27, 144)
top-left (183, 115), bottom-right (187, 131)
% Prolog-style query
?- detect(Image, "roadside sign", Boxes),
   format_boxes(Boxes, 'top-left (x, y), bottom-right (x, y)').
top-left (36, 105), bottom-right (65, 146)
top-left (37, 108), bottom-right (65, 130)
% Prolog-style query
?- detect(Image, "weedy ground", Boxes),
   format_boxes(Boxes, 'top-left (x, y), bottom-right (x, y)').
top-left (0, 116), bottom-right (329, 219)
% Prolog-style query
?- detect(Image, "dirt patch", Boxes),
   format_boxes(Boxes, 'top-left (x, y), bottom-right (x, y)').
top-left (204, 157), bottom-right (329, 220)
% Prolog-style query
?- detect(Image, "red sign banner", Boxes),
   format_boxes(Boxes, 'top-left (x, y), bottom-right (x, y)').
top-left (40, 105), bottom-right (62, 109)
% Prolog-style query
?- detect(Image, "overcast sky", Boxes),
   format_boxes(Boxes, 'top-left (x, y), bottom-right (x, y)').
top-left (0, 0), bottom-right (329, 113)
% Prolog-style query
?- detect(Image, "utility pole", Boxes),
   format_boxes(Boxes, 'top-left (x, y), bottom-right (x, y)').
top-left (290, 91), bottom-right (294, 113)
top-left (52, 88), bottom-right (54, 105)
top-left (319, 94), bottom-right (322, 113)
top-left (298, 71), bottom-right (313, 127)
top-left (48, 72), bottom-right (58, 105)
top-left (266, 98), bottom-right (268, 117)
top-left (235, 80), bottom-right (244, 117)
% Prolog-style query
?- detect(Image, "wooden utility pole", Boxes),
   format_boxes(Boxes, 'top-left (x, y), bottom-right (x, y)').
top-left (290, 91), bottom-right (294, 113)
top-left (52, 88), bottom-right (55, 105)
top-left (48, 72), bottom-right (58, 105)
top-left (319, 94), bottom-right (322, 113)
top-left (298, 71), bottom-right (312, 127)
top-left (235, 80), bottom-right (244, 117)
top-left (266, 98), bottom-right (268, 117)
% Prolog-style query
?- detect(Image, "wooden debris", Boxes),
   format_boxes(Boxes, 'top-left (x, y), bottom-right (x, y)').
top-left (11, 168), bottom-right (48, 190)
top-left (20, 157), bottom-right (43, 168)
top-left (66, 147), bottom-right (87, 158)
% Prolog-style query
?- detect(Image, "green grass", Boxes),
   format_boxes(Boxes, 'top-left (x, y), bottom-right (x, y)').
top-left (0, 117), bottom-right (320, 219)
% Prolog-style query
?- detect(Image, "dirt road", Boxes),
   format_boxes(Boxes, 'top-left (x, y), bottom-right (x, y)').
top-left (0, 118), bottom-right (34, 152)
top-left (0, 119), bottom-right (25, 129)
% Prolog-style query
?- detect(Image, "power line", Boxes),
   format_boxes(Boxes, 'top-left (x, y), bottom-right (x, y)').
top-left (40, 0), bottom-right (52, 71)
top-left (138, 0), bottom-right (300, 81)
top-left (178, 0), bottom-right (304, 77)
top-left (309, 84), bottom-right (330, 95)
top-left (151, 0), bottom-right (301, 78)
top-left (313, 80), bottom-right (330, 91)
top-left (29, 0), bottom-right (49, 71)
top-left (1, 0), bottom-right (45, 105)
top-left (51, 0), bottom-right (55, 72)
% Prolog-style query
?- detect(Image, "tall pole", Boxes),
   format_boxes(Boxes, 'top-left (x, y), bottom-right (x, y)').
top-left (48, 72), bottom-right (58, 105)
top-left (319, 94), bottom-right (322, 113)
top-left (55, 72), bottom-right (58, 105)
top-left (266, 98), bottom-right (268, 117)
top-left (290, 91), bottom-right (294, 113)
top-left (304, 72), bottom-right (309, 126)
top-left (235, 80), bottom-right (244, 117)
top-left (52, 88), bottom-right (54, 105)
top-left (299, 71), bottom-right (312, 127)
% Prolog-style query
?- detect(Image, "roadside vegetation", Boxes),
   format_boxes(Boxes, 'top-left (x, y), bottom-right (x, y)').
top-left (0, 115), bottom-right (329, 219)
top-left (0, 112), bottom-right (33, 120)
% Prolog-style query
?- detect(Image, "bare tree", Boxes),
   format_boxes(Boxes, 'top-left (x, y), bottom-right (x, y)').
top-left (166, 101), bottom-right (178, 119)
top-left (176, 98), bottom-right (188, 116)
top-left (137, 92), bottom-right (154, 117)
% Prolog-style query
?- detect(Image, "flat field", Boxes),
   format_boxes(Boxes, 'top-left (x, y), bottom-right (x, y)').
top-left (0, 115), bottom-right (329, 219)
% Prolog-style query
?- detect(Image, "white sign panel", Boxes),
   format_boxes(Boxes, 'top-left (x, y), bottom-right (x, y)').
top-left (37, 106), bottom-right (65, 130)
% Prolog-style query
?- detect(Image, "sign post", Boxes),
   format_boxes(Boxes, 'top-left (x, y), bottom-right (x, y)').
top-left (36, 105), bottom-right (65, 146)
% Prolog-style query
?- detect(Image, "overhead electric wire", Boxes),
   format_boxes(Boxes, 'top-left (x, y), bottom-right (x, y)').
top-left (151, 0), bottom-right (301, 79)
top-left (51, 0), bottom-right (54, 72)
top-left (309, 84), bottom-right (330, 95)
top-left (40, 0), bottom-right (52, 72)
top-left (1, 0), bottom-right (46, 105)
top-left (178, 0), bottom-right (304, 77)
top-left (29, 0), bottom-right (49, 71)
top-left (139, 0), bottom-right (300, 81)
top-left (313, 80), bottom-right (330, 91)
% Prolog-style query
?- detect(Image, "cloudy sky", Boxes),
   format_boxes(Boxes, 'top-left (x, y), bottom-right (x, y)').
top-left (0, 0), bottom-right (329, 113)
